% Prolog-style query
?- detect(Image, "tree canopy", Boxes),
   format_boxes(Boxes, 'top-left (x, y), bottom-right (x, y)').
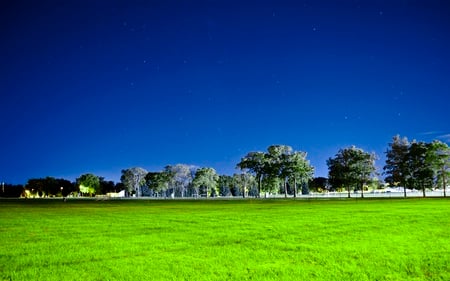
top-left (77, 174), bottom-right (100, 196)
top-left (192, 167), bottom-right (219, 197)
top-left (121, 167), bottom-right (148, 197)
top-left (384, 136), bottom-right (450, 197)
top-left (237, 145), bottom-right (314, 197)
top-left (327, 146), bottom-right (377, 198)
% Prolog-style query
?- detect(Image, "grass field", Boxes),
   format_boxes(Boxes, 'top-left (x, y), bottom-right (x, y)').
top-left (0, 198), bottom-right (449, 280)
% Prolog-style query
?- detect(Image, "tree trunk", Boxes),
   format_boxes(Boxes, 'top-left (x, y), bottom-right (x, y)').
top-left (284, 178), bottom-right (288, 198)
top-left (422, 183), bottom-right (426, 198)
top-left (293, 178), bottom-right (297, 198)
top-left (403, 186), bottom-right (406, 198)
top-left (258, 175), bottom-right (262, 198)
top-left (361, 181), bottom-right (364, 198)
top-left (347, 185), bottom-right (350, 198)
top-left (443, 167), bottom-right (447, 197)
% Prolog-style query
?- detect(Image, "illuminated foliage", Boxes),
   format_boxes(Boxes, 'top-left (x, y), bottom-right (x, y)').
top-left (76, 174), bottom-right (100, 196)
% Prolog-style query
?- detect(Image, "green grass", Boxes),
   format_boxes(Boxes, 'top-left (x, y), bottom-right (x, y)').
top-left (0, 198), bottom-right (449, 280)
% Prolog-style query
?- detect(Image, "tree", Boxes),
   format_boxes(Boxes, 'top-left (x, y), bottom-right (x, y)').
top-left (57, 178), bottom-right (75, 197)
top-left (354, 150), bottom-right (377, 198)
top-left (265, 145), bottom-right (293, 198)
top-left (99, 177), bottom-right (116, 194)
top-left (385, 136), bottom-right (449, 197)
top-left (237, 151), bottom-right (266, 197)
top-left (384, 135), bottom-right (410, 197)
top-left (218, 175), bottom-right (233, 197)
top-left (407, 141), bottom-right (434, 197)
top-left (163, 164), bottom-right (197, 197)
top-left (426, 140), bottom-right (450, 197)
top-left (264, 145), bottom-right (314, 198)
top-left (77, 174), bottom-right (100, 196)
top-left (145, 172), bottom-right (169, 197)
top-left (121, 167), bottom-right (148, 197)
top-left (261, 175), bottom-right (281, 196)
top-left (42, 177), bottom-right (58, 196)
top-left (25, 177), bottom-right (75, 197)
top-left (309, 177), bottom-right (328, 192)
top-left (193, 167), bottom-right (219, 197)
top-left (25, 178), bottom-right (47, 197)
top-left (232, 173), bottom-right (256, 198)
top-left (285, 151), bottom-right (314, 197)
top-left (327, 146), bottom-right (377, 198)
top-left (237, 145), bottom-right (314, 198)
top-left (115, 182), bottom-right (126, 193)
top-left (1, 183), bottom-right (23, 197)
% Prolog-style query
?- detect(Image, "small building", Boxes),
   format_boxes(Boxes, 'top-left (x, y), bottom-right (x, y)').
top-left (107, 190), bottom-right (126, 198)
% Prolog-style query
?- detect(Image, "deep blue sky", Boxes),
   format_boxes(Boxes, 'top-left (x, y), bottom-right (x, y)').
top-left (1, 0), bottom-right (449, 184)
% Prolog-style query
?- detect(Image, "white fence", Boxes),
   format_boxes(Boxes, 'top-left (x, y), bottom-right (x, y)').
top-left (275, 189), bottom-right (448, 199)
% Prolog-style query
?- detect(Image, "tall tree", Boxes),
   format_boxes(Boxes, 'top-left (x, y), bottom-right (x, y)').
top-left (327, 146), bottom-right (377, 198)
top-left (145, 172), bottom-right (169, 197)
top-left (426, 140), bottom-right (450, 197)
top-left (121, 167), bottom-right (148, 197)
top-left (285, 151), bottom-right (314, 197)
top-left (384, 135), bottom-right (410, 197)
top-left (218, 175), bottom-right (233, 197)
top-left (238, 145), bottom-right (314, 198)
top-left (57, 178), bottom-right (75, 197)
top-left (77, 174), bottom-right (100, 196)
top-left (25, 178), bottom-right (46, 197)
top-left (408, 142), bottom-right (434, 197)
top-left (98, 177), bottom-right (116, 194)
top-left (25, 177), bottom-right (72, 197)
top-left (232, 173), bottom-right (255, 198)
top-left (385, 136), bottom-right (449, 197)
top-left (266, 145), bottom-right (293, 198)
top-left (192, 167), bottom-right (219, 198)
top-left (236, 151), bottom-right (266, 197)
top-left (164, 164), bottom-right (197, 197)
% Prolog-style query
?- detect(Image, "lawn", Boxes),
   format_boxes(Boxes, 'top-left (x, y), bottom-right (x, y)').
top-left (0, 198), bottom-right (449, 280)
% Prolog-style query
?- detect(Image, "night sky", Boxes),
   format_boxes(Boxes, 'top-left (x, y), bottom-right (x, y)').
top-left (1, 0), bottom-right (449, 184)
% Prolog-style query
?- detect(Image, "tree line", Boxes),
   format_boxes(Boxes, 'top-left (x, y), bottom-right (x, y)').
top-left (1, 135), bottom-right (448, 198)
top-left (383, 135), bottom-right (449, 197)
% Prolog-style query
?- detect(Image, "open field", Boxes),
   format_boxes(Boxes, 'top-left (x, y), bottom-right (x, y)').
top-left (0, 198), bottom-right (449, 280)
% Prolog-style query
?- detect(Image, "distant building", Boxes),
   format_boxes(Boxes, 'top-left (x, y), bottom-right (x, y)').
top-left (107, 190), bottom-right (126, 198)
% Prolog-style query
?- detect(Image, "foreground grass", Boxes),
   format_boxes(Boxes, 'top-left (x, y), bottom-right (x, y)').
top-left (0, 198), bottom-right (449, 280)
